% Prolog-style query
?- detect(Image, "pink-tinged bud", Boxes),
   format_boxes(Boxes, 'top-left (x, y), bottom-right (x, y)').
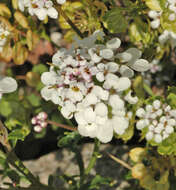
top-left (34, 125), bottom-right (42, 132)
top-left (38, 112), bottom-right (48, 120)
top-left (31, 117), bottom-right (37, 125)
top-left (40, 121), bottom-right (48, 128)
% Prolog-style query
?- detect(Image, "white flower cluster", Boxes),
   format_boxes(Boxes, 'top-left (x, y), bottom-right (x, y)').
top-left (136, 100), bottom-right (176, 143)
top-left (148, 0), bottom-right (176, 29)
top-left (166, 0), bottom-right (176, 21)
top-left (41, 31), bottom-right (150, 143)
top-left (159, 30), bottom-right (176, 47)
top-left (0, 23), bottom-right (9, 52)
top-left (18, 0), bottom-right (66, 20)
top-left (148, 10), bottom-right (162, 29)
top-left (0, 76), bottom-right (18, 99)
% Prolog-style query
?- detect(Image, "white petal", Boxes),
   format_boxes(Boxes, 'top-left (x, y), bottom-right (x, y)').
top-left (35, 8), bottom-right (47, 20)
top-left (0, 77), bottom-right (17, 93)
top-left (75, 112), bottom-right (87, 125)
top-left (41, 86), bottom-right (55, 101)
top-left (115, 77), bottom-right (131, 91)
top-left (95, 102), bottom-right (108, 117)
top-left (106, 38), bottom-right (121, 49)
top-left (129, 59), bottom-right (150, 72)
top-left (151, 19), bottom-right (160, 29)
top-left (154, 134), bottom-right (162, 143)
top-left (47, 7), bottom-right (58, 19)
top-left (97, 121), bottom-right (113, 143)
top-left (96, 72), bottom-right (105, 82)
top-left (146, 131), bottom-right (153, 141)
top-left (125, 48), bottom-right (142, 62)
top-left (84, 107), bottom-right (96, 123)
top-left (119, 65), bottom-right (134, 78)
top-left (61, 106), bottom-right (73, 119)
top-left (109, 95), bottom-right (124, 110)
top-left (107, 62), bottom-right (119, 73)
top-left (83, 93), bottom-right (98, 107)
top-left (99, 49), bottom-right (114, 59)
top-left (41, 72), bottom-right (57, 85)
top-left (136, 108), bottom-right (146, 118)
top-left (112, 116), bottom-right (129, 135)
top-left (57, 0), bottom-right (66, 4)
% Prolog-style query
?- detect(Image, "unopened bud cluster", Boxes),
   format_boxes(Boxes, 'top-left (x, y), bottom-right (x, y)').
top-left (41, 31), bottom-right (150, 143)
top-left (136, 100), bottom-right (176, 143)
top-left (31, 112), bottom-right (48, 132)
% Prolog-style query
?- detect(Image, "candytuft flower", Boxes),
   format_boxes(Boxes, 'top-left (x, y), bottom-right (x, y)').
top-left (40, 31), bottom-right (150, 143)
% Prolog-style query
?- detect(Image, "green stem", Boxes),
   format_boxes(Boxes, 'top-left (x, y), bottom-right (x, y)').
top-left (74, 148), bottom-right (85, 185)
top-left (84, 139), bottom-right (100, 176)
top-left (7, 151), bottom-right (55, 190)
top-left (7, 151), bottom-right (39, 185)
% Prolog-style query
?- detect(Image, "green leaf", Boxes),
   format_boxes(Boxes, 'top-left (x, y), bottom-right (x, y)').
top-left (90, 175), bottom-right (112, 189)
top-left (103, 8), bottom-right (128, 33)
top-left (32, 64), bottom-right (48, 74)
top-left (133, 76), bottom-right (145, 99)
top-left (27, 94), bottom-right (41, 107)
top-left (145, 0), bottom-right (163, 11)
top-left (167, 93), bottom-right (176, 108)
top-left (8, 128), bottom-right (29, 141)
top-left (0, 99), bottom-right (12, 117)
top-left (58, 131), bottom-right (81, 147)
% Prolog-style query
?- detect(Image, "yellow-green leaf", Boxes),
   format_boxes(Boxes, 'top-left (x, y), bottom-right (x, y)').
top-left (0, 4), bottom-right (11, 18)
top-left (145, 0), bottom-right (162, 11)
top-left (26, 30), bottom-right (33, 50)
top-left (14, 11), bottom-right (29, 29)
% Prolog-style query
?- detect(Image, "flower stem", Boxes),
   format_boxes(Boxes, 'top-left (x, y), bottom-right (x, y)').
top-left (56, 5), bottom-right (84, 38)
top-left (47, 120), bottom-right (77, 131)
top-left (106, 152), bottom-right (132, 170)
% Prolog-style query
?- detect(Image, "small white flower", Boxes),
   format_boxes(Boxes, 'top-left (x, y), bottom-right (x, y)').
top-left (136, 119), bottom-right (149, 130)
top-left (136, 108), bottom-right (146, 118)
top-left (146, 131), bottom-right (154, 141)
top-left (112, 116), bottom-right (129, 135)
top-left (153, 100), bottom-right (161, 109)
top-left (165, 125), bottom-right (174, 134)
top-left (124, 90), bottom-right (138, 104)
top-left (154, 134), bottom-right (162, 143)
